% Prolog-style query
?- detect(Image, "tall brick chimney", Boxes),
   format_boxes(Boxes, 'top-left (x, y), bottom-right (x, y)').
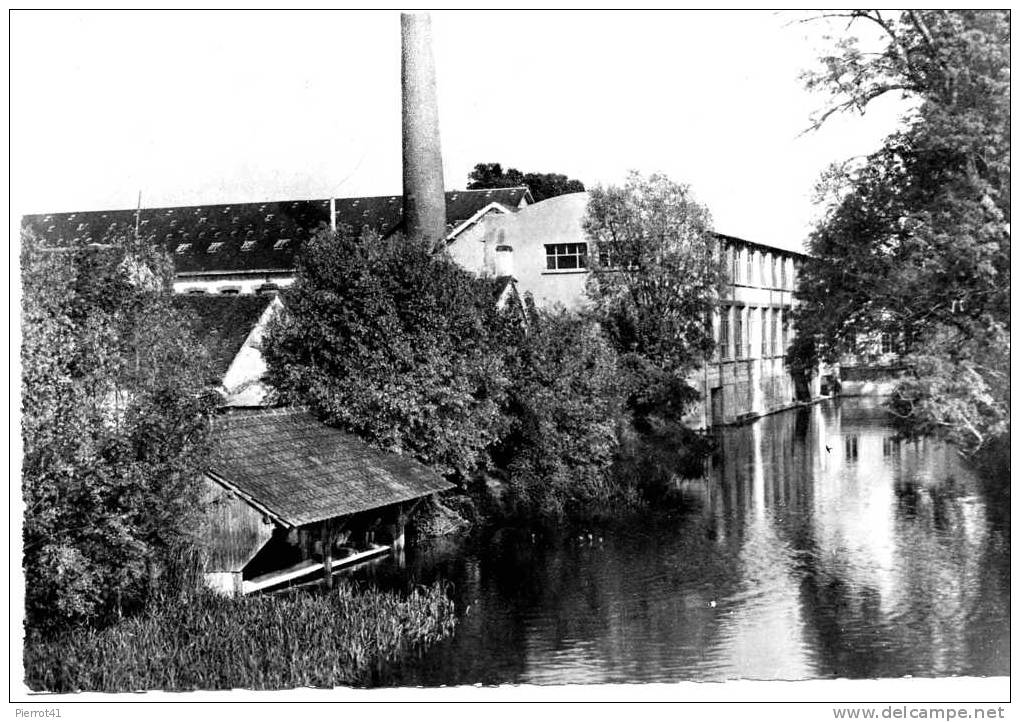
top-left (401, 12), bottom-right (446, 246)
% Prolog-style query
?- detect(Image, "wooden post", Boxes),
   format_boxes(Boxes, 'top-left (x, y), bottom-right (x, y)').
top-left (393, 503), bottom-right (406, 553)
top-left (321, 520), bottom-right (334, 590)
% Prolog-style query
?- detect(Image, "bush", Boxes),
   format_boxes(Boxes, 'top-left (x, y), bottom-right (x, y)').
top-left (497, 309), bottom-right (628, 519)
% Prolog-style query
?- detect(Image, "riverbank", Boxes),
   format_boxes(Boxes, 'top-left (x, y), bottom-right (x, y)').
top-left (24, 580), bottom-right (456, 692)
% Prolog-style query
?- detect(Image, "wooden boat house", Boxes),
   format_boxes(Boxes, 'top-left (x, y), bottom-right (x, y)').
top-left (204, 407), bottom-right (454, 595)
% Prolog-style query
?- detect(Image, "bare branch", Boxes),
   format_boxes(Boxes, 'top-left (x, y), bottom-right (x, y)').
top-left (801, 83), bottom-right (914, 134)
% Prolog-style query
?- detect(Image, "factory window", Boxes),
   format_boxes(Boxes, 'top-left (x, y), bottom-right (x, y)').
top-left (746, 249), bottom-right (753, 285)
top-left (719, 306), bottom-right (731, 360)
top-left (206, 242), bottom-right (225, 254)
top-left (771, 310), bottom-right (780, 356)
top-left (761, 308), bottom-right (770, 356)
top-left (780, 256), bottom-right (787, 288)
top-left (880, 332), bottom-right (895, 354)
top-left (545, 243), bottom-right (588, 270)
top-left (241, 240), bottom-right (257, 252)
top-left (175, 243), bottom-right (191, 254)
top-left (734, 307), bottom-right (744, 359)
top-left (726, 245), bottom-right (736, 283)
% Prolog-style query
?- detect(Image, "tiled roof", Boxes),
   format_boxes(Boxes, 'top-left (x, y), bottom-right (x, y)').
top-left (22, 188), bottom-right (532, 275)
top-left (208, 407), bottom-right (455, 527)
top-left (172, 295), bottom-right (275, 382)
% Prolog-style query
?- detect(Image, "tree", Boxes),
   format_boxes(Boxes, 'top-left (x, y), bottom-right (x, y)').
top-left (793, 10), bottom-right (1009, 453)
top-left (467, 162), bottom-right (585, 202)
top-left (262, 227), bottom-right (511, 478)
top-left (583, 172), bottom-right (724, 420)
top-left (21, 229), bottom-right (215, 633)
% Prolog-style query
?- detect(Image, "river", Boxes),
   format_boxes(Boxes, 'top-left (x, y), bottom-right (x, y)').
top-left (353, 398), bottom-right (1010, 684)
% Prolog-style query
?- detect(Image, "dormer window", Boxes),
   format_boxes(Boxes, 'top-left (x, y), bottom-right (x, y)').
top-left (274, 238), bottom-right (292, 250)
top-left (175, 243), bottom-right (191, 254)
top-left (206, 242), bottom-right (225, 254)
top-left (241, 240), bottom-right (257, 252)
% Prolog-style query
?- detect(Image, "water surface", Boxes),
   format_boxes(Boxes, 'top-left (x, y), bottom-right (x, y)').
top-left (356, 398), bottom-right (1010, 684)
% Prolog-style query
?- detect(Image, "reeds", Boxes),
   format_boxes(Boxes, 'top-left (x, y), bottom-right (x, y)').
top-left (24, 579), bottom-right (457, 692)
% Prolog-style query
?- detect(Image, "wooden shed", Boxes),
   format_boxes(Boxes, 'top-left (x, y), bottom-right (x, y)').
top-left (204, 407), bottom-right (454, 595)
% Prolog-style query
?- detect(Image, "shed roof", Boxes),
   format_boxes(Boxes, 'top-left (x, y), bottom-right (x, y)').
top-left (172, 294), bottom-right (276, 382)
top-left (22, 188), bottom-right (533, 275)
top-left (208, 407), bottom-right (454, 527)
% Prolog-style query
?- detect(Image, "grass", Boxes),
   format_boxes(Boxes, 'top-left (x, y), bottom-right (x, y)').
top-left (24, 580), bottom-right (457, 692)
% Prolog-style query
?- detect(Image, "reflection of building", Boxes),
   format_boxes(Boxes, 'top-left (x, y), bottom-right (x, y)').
top-left (698, 398), bottom-right (1006, 678)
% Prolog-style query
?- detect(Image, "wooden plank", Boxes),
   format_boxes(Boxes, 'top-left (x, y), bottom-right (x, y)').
top-left (241, 545), bottom-right (391, 595)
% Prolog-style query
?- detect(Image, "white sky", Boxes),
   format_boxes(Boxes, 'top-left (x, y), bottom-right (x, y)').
top-left (10, 10), bottom-right (910, 252)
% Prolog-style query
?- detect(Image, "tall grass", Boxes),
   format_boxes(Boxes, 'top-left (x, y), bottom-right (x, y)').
top-left (24, 580), bottom-right (457, 692)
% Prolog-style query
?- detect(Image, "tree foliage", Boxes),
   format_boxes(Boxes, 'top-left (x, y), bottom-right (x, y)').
top-left (794, 10), bottom-right (1009, 453)
top-left (467, 162), bottom-right (585, 202)
top-left (21, 230), bottom-right (215, 634)
top-left (263, 227), bottom-right (511, 478)
top-left (583, 172), bottom-right (724, 419)
top-left (497, 308), bottom-right (627, 519)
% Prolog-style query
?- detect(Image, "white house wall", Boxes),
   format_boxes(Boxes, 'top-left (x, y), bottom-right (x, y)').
top-left (472, 193), bottom-right (592, 310)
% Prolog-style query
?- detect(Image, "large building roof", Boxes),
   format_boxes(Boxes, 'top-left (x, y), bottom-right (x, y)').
top-left (22, 187), bottom-right (532, 276)
top-left (208, 407), bottom-right (454, 527)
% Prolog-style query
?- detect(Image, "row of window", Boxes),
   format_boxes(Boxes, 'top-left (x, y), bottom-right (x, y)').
top-left (717, 305), bottom-right (787, 360)
top-left (725, 245), bottom-right (796, 290)
top-left (184, 284), bottom-right (280, 296)
top-left (544, 243), bottom-right (798, 291)
top-left (175, 238), bottom-right (292, 255)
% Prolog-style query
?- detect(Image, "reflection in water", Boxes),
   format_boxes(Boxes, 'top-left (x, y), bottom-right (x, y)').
top-left (361, 398), bottom-right (1009, 685)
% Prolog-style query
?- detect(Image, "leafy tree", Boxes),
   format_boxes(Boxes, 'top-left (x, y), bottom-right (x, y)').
top-left (263, 227), bottom-right (511, 478)
top-left (583, 172), bottom-right (724, 420)
top-left (467, 162), bottom-right (585, 202)
top-left (498, 307), bottom-right (627, 519)
top-left (21, 229), bottom-right (214, 633)
top-left (467, 162), bottom-right (524, 190)
top-left (793, 10), bottom-right (1009, 453)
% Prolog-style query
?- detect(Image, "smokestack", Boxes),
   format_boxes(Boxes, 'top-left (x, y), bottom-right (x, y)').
top-left (401, 13), bottom-right (446, 246)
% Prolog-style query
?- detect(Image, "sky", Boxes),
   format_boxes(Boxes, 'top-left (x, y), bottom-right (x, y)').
top-left (11, 10), bottom-right (911, 252)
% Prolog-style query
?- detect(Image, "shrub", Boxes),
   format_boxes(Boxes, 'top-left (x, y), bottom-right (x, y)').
top-left (498, 309), bottom-right (627, 519)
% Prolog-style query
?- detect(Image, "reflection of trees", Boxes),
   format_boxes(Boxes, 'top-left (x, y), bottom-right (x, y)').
top-left (371, 398), bottom-right (1008, 685)
top-left (792, 405), bottom-right (1009, 678)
